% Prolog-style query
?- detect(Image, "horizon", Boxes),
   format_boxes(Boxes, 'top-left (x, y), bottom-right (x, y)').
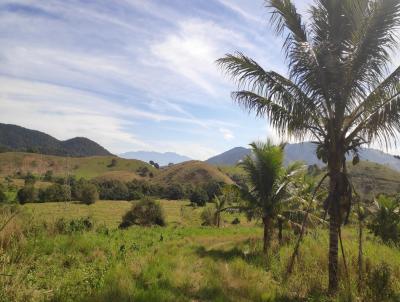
top-left (1, 0), bottom-right (400, 159)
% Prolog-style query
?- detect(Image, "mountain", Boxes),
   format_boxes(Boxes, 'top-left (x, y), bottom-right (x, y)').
top-left (206, 142), bottom-right (400, 171)
top-left (119, 151), bottom-right (192, 166)
top-left (0, 123), bottom-right (112, 157)
top-left (206, 147), bottom-right (250, 166)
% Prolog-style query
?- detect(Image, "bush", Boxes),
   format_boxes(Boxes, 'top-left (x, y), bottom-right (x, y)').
top-left (368, 195), bottom-right (400, 244)
top-left (43, 170), bottom-right (53, 181)
top-left (203, 181), bottom-right (223, 201)
top-left (0, 189), bottom-right (7, 203)
top-left (366, 263), bottom-right (393, 301)
top-left (17, 186), bottom-right (37, 204)
top-left (39, 184), bottom-right (71, 202)
top-left (231, 217), bottom-right (240, 225)
top-left (55, 217), bottom-right (93, 234)
top-left (95, 180), bottom-right (129, 200)
top-left (163, 184), bottom-right (185, 200)
top-left (79, 183), bottom-right (98, 205)
top-left (190, 188), bottom-right (208, 206)
top-left (200, 207), bottom-right (216, 226)
top-left (24, 172), bottom-right (36, 186)
top-left (119, 197), bottom-right (165, 228)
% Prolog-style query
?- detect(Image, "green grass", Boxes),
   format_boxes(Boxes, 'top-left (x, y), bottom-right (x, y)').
top-left (0, 152), bottom-right (155, 179)
top-left (2, 201), bottom-right (400, 301)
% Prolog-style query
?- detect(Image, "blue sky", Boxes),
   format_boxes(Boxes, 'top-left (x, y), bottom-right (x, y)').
top-left (0, 0), bottom-right (328, 159)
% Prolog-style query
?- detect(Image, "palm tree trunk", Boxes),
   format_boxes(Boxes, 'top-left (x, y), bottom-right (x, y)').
top-left (327, 155), bottom-right (343, 293)
top-left (278, 218), bottom-right (283, 245)
top-left (329, 207), bottom-right (339, 293)
top-left (263, 215), bottom-right (271, 254)
top-left (358, 218), bottom-right (363, 291)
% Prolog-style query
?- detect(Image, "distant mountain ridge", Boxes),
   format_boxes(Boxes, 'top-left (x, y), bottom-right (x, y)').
top-left (120, 150), bottom-right (192, 166)
top-left (0, 123), bottom-right (112, 157)
top-left (206, 142), bottom-right (400, 171)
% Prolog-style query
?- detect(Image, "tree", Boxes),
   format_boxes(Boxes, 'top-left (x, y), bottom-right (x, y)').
top-left (213, 185), bottom-right (241, 227)
top-left (79, 183), bottom-right (98, 205)
top-left (190, 187), bottom-right (208, 206)
top-left (240, 141), bottom-right (301, 254)
top-left (17, 185), bottom-right (37, 204)
top-left (119, 197), bottom-right (165, 228)
top-left (218, 0), bottom-right (400, 291)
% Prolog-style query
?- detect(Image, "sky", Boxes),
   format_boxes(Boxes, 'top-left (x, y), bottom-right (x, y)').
top-left (5, 0), bottom-right (395, 160)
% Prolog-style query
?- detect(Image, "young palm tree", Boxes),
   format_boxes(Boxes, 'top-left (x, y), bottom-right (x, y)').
top-left (213, 185), bottom-right (241, 227)
top-left (218, 0), bottom-right (400, 291)
top-left (240, 141), bottom-right (302, 253)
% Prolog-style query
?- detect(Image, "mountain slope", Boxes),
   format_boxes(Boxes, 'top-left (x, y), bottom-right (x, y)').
top-left (120, 151), bottom-right (191, 166)
top-left (206, 142), bottom-right (400, 171)
top-left (0, 152), bottom-right (155, 179)
top-left (152, 160), bottom-right (234, 186)
top-left (206, 147), bottom-right (251, 165)
top-left (0, 123), bottom-right (112, 157)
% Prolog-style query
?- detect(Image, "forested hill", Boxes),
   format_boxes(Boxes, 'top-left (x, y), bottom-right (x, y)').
top-left (0, 123), bottom-right (112, 157)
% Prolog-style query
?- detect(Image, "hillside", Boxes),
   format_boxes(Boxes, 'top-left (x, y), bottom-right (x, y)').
top-left (206, 142), bottom-right (400, 171)
top-left (120, 150), bottom-right (192, 166)
top-left (152, 160), bottom-right (234, 186)
top-left (0, 152), bottom-right (155, 179)
top-left (0, 123), bottom-right (112, 157)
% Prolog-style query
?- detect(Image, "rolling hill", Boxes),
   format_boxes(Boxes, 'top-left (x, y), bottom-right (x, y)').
top-left (0, 152), bottom-right (155, 179)
top-left (151, 160), bottom-right (234, 187)
top-left (206, 142), bottom-right (400, 171)
top-left (120, 150), bottom-right (191, 166)
top-left (0, 123), bottom-right (112, 157)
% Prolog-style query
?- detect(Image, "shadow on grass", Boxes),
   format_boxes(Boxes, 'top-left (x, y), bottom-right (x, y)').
top-left (195, 245), bottom-right (267, 268)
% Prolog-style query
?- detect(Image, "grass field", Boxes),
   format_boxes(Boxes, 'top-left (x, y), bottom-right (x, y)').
top-left (1, 200), bottom-right (400, 301)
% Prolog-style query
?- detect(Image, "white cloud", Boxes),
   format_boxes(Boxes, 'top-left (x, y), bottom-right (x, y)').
top-left (149, 18), bottom-right (253, 96)
top-left (219, 127), bottom-right (234, 141)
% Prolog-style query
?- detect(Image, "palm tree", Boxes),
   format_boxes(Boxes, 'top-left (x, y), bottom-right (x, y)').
top-left (213, 185), bottom-right (240, 227)
top-left (217, 0), bottom-right (400, 291)
top-left (240, 141), bottom-right (302, 253)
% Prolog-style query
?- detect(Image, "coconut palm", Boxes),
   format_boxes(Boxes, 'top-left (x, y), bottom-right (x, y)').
top-left (213, 185), bottom-right (241, 227)
top-left (240, 141), bottom-right (303, 253)
top-left (217, 0), bottom-right (400, 291)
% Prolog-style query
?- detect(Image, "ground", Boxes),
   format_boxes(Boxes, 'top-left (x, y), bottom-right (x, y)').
top-left (1, 200), bottom-right (400, 302)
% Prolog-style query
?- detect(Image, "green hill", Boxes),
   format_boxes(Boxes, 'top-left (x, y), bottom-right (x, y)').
top-left (0, 123), bottom-right (112, 157)
top-left (152, 160), bottom-right (234, 186)
top-left (0, 152), bottom-right (155, 179)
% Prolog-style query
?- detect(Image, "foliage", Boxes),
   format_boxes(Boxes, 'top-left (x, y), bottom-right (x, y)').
top-left (17, 185), bottom-right (37, 204)
top-left (119, 197), bottom-right (165, 228)
top-left (163, 184), bottom-right (185, 200)
top-left (79, 183), bottom-right (99, 205)
top-left (368, 195), bottom-right (400, 244)
top-left (366, 262), bottom-right (394, 301)
top-left (39, 184), bottom-right (71, 202)
top-left (200, 207), bottom-right (216, 226)
top-left (218, 0), bottom-right (400, 291)
top-left (24, 172), bottom-right (36, 186)
top-left (0, 187), bottom-right (7, 203)
top-left (43, 170), bottom-right (53, 181)
top-left (94, 179), bottom-right (129, 200)
top-left (190, 187), bottom-right (208, 206)
top-left (54, 216), bottom-right (94, 234)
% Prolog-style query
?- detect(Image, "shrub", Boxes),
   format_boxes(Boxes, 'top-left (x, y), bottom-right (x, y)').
top-left (95, 180), bottom-right (129, 200)
top-left (43, 170), bottom-right (53, 181)
top-left (231, 217), bottom-right (240, 225)
top-left (366, 263), bottom-right (393, 301)
top-left (79, 183), bottom-right (98, 205)
top-left (200, 207), bottom-right (216, 226)
top-left (39, 184), bottom-right (71, 202)
top-left (203, 181), bottom-right (223, 201)
top-left (0, 186), bottom-right (7, 203)
top-left (17, 186), bottom-right (37, 204)
top-left (190, 188), bottom-right (208, 206)
top-left (163, 184), bottom-right (185, 200)
top-left (119, 197), bottom-right (165, 228)
top-left (368, 195), bottom-right (400, 244)
top-left (24, 172), bottom-right (36, 186)
top-left (55, 217), bottom-right (93, 234)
